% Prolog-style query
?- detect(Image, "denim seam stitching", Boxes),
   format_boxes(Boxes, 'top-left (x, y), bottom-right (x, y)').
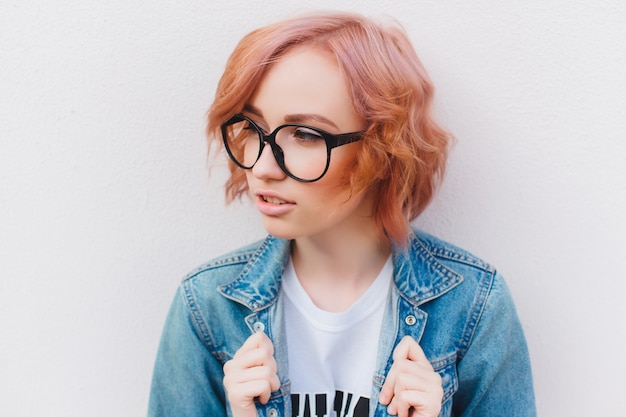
top-left (218, 237), bottom-right (283, 311)
top-left (409, 239), bottom-right (465, 305)
top-left (182, 252), bottom-right (258, 282)
top-left (431, 250), bottom-right (494, 272)
top-left (457, 269), bottom-right (496, 359)
top-left (181, 279), bottom-right (220, 355)
top-left (431, 352), bottom-right (459, 404)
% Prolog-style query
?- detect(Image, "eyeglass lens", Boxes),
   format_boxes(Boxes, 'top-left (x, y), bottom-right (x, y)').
top-left (224, 119), bottom-right (330, 181)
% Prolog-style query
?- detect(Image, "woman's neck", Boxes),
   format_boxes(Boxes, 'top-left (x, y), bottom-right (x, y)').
top-left (290, 229), bottom-right (391, 312)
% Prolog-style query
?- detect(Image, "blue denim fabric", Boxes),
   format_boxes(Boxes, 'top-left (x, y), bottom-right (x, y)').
top-left (149, 229), bottom-right (536, 416)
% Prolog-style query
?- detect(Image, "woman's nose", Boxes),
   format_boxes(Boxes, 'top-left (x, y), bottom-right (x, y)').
top-left (251, 143), bottom-right (286, 180)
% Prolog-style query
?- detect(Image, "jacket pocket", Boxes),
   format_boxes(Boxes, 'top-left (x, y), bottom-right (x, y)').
top-left (431, 353), bottom-right (458, 407)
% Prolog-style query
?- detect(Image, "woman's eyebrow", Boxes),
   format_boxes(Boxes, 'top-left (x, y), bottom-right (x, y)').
top-left (284, 114), bottom-right (338, 130)
top-left (242, 105), bottom-right (339, 130)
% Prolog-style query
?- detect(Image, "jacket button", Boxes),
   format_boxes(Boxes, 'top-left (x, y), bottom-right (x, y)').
top-left (253, 322), bottom-right (265, 332)
top-left (405, 315), bottom-right (417, 325)
top-left (268, 408), bottom-right (278, 417)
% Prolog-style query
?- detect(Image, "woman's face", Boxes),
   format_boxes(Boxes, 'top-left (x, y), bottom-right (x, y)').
top-left (243, 46), bottom-right (375, 243)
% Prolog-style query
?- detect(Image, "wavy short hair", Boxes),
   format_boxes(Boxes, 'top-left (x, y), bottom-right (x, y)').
top-left (207, 11), bottom-right (452, 246)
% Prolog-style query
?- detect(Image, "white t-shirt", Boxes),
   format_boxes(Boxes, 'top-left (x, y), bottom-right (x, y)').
top-left (282, 256), bottom-right (393, 417)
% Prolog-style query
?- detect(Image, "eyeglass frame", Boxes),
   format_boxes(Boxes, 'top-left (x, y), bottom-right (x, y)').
top-left (220, 113), bottom-right (365, 182)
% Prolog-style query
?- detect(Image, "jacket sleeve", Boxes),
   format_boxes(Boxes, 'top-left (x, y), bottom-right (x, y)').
top-left (148, 285), bottom-right (228, 417)
top-left (452, 272), bottom-right (536, 417)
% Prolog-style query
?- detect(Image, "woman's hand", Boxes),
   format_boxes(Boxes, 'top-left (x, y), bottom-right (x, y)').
top-left (378, 336), bottom-right (443, 417)
top-left (223, 331), bottom-right (281, 417)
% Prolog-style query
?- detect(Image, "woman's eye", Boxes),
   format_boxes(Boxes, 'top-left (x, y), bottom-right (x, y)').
top-left (293, 127), bottom-right (324, 142)
top-left (242, 121), bottom-right (267, 136)
top-left (240, 116), bottom-right (267, 133)
top-left (241, 123), bottom-right (257, 137)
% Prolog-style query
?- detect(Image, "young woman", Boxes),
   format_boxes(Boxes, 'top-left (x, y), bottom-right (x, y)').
top-left (149, 11), bottom-right (536, 417)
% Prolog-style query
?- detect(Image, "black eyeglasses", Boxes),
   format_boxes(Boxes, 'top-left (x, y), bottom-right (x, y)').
top-left (220, 114), bottom-right (364, 182)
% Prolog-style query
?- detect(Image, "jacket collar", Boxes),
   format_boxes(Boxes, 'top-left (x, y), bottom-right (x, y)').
top-left (219, 231), bottom-right (464, 310)
top-left (392, 231), bottom-right (464, 305)
top-left (218, 236), bottom-right (290, 311)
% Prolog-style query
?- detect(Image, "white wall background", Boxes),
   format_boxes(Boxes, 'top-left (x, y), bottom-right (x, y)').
top-left (1, 0), bottom-right (624, 415)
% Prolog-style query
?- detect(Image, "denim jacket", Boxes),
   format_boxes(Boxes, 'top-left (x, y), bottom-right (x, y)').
top-left (149, 229), bottom-right (536, 417)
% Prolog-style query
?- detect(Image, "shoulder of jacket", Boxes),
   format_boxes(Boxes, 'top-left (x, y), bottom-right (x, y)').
top-left (181, 237), bottom-right (269, 285)
top-left (411, 228), bottom-right (496, 275)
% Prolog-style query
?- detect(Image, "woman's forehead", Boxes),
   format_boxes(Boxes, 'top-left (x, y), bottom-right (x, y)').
top-left (247, 46), bottom-right (363, 132)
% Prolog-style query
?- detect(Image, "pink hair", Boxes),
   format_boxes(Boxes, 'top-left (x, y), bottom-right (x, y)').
top-left (207, 11), bottom-right (452, 246)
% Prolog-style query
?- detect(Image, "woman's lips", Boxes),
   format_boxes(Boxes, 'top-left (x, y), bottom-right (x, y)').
top-left (255, 191), bottom-right (295, 216)
top-left (262, 195), bottom-right (288, 204)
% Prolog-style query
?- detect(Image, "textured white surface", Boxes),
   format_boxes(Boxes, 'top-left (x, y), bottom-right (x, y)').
top-left (1, 1), bottom-right (625, 415)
